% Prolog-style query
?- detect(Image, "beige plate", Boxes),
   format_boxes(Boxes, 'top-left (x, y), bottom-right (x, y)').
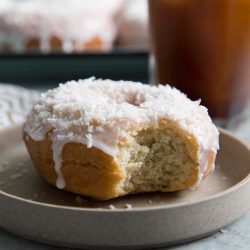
top-left (0, 126), bottom-right (250, 249)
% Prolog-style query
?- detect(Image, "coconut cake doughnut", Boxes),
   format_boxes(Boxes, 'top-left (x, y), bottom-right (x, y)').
top-left (0, 83), bottom-right (40, 129)
top-left (23, 78), bottom-right (219, 200)
top-left (0, 0), bottom-right (122, 53)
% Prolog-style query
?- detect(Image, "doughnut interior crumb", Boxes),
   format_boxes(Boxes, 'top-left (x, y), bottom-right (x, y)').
top-left (117, 126), bottom-right (198, 194)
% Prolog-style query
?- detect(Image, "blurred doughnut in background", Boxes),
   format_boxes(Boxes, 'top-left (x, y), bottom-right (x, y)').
top-left (0, 0), bottom-right (149, 54)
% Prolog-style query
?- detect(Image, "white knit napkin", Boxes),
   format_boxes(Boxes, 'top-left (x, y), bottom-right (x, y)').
top-left (0, 83), bottom-right (40, 130)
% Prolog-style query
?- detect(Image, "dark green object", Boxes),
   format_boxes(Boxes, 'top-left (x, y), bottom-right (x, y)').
top-left (0, 50), bottom-right (149, 89)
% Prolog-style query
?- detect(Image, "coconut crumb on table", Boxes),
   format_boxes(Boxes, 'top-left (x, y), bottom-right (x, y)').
top-left (219, 229), bottom-right (228, 233)
top-left (10, 173), bottom-right (23, 180)
top-left (125, 204), bottom-right (133, 210)
top-left (109, 204), bottom-right (116, 210)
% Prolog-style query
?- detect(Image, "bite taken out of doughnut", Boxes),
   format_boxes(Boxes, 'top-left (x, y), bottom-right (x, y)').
top-left (23, 78), bottom-right (219, 200)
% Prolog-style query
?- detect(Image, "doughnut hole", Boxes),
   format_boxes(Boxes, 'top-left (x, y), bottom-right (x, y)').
top-left (117, 121), bottom-right (200, 193)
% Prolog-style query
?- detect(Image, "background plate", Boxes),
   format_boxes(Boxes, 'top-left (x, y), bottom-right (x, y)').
top-left (0, 126), bottom-right (249, 249)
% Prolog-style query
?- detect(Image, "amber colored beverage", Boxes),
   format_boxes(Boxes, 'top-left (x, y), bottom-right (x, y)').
top-left (149, 0), bottom-right (250, 118)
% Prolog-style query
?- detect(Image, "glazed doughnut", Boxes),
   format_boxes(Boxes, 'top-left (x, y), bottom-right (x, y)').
top-left (0, 83), bottom-right (40, 129)
top-left (0, 0), bottom-right (122, 53)
top-left (23, 78), bottom-right (219, 200)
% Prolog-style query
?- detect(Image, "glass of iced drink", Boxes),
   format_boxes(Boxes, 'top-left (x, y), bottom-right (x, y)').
top-left (149, 0), bottom-right (250, 120)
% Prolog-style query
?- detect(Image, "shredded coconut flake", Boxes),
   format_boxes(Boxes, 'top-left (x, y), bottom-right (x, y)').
top-left (24, 78), bottom-right (219, 153)
top-left (86, 134), bottom-right (93, 148)
top-left (219, 229), bottom-right (227, 234)
top-left (96, 126), bottom-right (104, 132)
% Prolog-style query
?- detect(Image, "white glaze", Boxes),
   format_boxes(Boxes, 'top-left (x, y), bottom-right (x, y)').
top-left (47, 124), bottom-right (129, 189)
top-left (23, 78), bottom-right (219, 188)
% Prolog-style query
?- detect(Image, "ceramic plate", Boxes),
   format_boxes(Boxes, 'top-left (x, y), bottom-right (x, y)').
top-left (0, 126), bottom-right (249, 249)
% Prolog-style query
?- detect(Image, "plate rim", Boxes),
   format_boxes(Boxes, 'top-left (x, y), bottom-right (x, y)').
top-left (0, 125), bottom-right (249, 213)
